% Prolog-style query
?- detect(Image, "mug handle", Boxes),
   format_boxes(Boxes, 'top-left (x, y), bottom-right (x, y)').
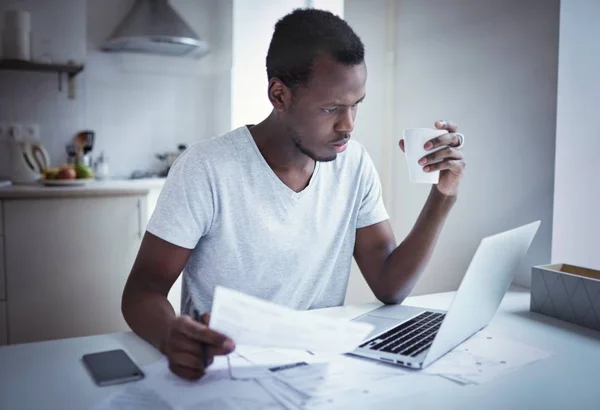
top-left (30, 144), bottom-right (50, 172)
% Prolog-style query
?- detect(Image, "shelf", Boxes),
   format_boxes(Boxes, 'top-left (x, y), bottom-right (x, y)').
top-left (0, 59), bottom-right (85, 100)
top-left (0, 59), bottom-right (84, 75)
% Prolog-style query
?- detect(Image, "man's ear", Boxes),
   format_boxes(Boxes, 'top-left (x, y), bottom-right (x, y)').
top-left (268, 78), bottom-right (293, 112)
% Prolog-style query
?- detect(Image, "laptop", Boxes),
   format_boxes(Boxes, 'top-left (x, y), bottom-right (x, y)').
top-left (349, 221), bottom-right (540, 369)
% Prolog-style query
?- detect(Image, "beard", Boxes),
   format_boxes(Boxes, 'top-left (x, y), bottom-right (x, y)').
top-left (289, 127), bottom-right (337, 162)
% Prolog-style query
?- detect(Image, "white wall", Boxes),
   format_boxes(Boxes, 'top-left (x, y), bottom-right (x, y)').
top-left (344, 0), bottom-right (559, 303)
top-left (210, 0), bottom-right (233, 136)
top-left (0, 0), bottom-right (226, 179)
top-left (552, 0), bottom-right (600, 270)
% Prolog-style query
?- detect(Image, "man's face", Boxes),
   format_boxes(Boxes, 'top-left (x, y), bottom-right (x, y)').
top-left (283, 56), bottom-right (367, 162)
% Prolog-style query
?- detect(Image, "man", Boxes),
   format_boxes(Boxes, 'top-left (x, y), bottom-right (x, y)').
top-left (122, 8), bottom-right (466, 381)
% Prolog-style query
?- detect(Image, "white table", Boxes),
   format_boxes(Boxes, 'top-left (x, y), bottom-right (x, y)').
top-left (1, 286), bottom-right (599, 410)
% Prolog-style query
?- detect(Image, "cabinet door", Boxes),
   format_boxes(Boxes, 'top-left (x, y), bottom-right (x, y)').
top-left (0, 301), bottom-right (6, 345)
top-left (5, 196), bottom-right (146, 344)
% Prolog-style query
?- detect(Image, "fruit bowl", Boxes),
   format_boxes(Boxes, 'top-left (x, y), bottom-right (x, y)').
top-left (41, 163), bottom-right (95, 186)
top-left (41, 178), bottom-right (94, 187)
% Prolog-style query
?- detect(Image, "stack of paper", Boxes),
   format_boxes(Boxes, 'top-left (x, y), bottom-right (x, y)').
top-left (233, 347), bottom-right (421, 410)
top-left (93, 356), bottom-right (282, 410)
top-left (423, 332), bottom-right (553, 385)
top-left (208, 286), bottom-right (420, 408)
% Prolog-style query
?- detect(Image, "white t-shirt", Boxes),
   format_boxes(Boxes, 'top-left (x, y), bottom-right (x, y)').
top-left (146, 126), bottom-right (389, 314)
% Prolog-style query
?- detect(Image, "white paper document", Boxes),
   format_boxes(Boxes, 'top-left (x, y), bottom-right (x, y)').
top-left (230, 345), bottom-right (323, 379)
top-left (92, 384), bottom-right (171, 410)
top-left (423, 331), bottom-right (553, 385)
top-left (91, 347), bottom-right (431, 410)
top-left (209, 286), bottom-right (374, 354)
top-left (231, 346), bottom-right (425, 410)
top-left (263, 358), bottom-right (427, 409)
top-left (91, 357), bottom-right (282, 410)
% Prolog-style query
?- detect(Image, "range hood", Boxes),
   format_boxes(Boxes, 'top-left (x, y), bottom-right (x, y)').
top-left (101, 0), bottom-right (208, 58)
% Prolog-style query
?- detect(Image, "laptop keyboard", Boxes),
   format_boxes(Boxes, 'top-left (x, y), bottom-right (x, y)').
top-left (359, 311), bottom-right (445, 357)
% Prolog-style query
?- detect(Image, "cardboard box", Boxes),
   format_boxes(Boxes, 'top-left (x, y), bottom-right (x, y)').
top-left (530, 263), bottom-right (600, 331)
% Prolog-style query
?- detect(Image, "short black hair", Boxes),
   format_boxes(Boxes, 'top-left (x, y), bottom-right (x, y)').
top-left (266, 8), bottom-right (365, 89)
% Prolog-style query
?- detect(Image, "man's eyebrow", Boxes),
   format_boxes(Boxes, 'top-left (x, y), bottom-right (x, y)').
top-left (322, 95), bottom-right (366, 107)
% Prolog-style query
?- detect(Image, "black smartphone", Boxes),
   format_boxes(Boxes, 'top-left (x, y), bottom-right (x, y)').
top-left (82, 349), bottom-right (145, 387)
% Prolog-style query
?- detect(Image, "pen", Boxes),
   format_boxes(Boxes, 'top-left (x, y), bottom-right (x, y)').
top-left (193, 308), bottom-right (209, 369)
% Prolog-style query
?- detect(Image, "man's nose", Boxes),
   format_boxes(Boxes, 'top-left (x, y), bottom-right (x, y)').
top-left (335, 107), bottom-right (355, 134)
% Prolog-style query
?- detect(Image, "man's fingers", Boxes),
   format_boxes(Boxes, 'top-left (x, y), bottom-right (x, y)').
top-left (419, 147), bottom-right (463, 165)
top-left (180, 317), bottom-right (233, 348)
top-left (434, 120), bottom-right (458, 133)
top-left (169, 337), bottom-right (207, 356)
top-left (200, 313), bottom-right (211, 326)
top-left (169, 337), bottom-right (223, 363)
top-left (425, 132), bottom-right (462, 151)
top-left (398, 139), bottom-right (405, 153)
top-left (170, 351), bottom-right (204, 370)
top-left (208, 344), bottom-right (236, 356)
top-left (169, 361), bottom-right (205, 381)
top-left (424, 159), bottom-right (466, 174)
top-left (170, 344), bottom-right (227, 374)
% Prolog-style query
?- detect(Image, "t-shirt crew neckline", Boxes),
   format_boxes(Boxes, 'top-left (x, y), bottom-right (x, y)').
top-left (242, 125), bottom-right (322, 200)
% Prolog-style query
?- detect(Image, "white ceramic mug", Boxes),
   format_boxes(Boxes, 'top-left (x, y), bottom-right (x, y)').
top-left (402, 128), bottom-right (447, 184)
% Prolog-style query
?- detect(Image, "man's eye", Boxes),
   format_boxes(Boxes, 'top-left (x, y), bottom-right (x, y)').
top-left (322, 107), bottom-right (337, 113)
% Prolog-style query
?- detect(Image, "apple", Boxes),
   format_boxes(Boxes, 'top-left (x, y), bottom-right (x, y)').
top-left (75, 163), bottom-right (94, 179)
top-left (56, 167), bottom-right (76, 180)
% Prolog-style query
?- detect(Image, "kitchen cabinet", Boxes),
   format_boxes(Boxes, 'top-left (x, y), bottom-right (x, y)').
top-left (4, 195), bottom-right (147, 344)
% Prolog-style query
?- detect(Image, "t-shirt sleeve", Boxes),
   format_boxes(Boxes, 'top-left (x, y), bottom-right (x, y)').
top-left (146, 149), bottom-right (214, 249)
top-left (357, 148), bottom-right (389, 229)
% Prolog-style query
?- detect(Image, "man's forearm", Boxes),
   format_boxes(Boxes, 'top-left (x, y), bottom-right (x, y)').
top-left (378, 187), bottom-right (457, 303)
top-left (122, 281), bottom-right (176, 354)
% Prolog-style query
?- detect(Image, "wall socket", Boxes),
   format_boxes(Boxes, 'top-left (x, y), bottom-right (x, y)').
top-left (0, 122), bottom-right (40, 142)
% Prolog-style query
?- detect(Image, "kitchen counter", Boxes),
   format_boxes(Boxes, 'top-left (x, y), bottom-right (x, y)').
top-left (0, 178), bottom-right (166, 199)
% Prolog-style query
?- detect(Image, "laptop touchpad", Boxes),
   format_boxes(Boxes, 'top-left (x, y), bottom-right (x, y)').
top-left (354, 315), bottom-right (400, 338)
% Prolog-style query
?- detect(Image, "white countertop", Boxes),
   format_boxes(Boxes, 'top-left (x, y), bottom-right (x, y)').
top-left (0, 178), bottom-right (166, 199)
top-left (2, 286), bottom-right (600, 409)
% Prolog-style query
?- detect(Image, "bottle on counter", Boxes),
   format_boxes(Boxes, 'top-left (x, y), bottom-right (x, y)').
top-left (94, 152), bottom-right (110, 180)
